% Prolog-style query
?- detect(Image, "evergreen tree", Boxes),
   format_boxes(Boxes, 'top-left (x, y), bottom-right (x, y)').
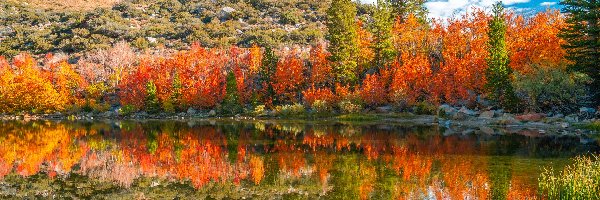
top-left (145, 81), bottom-right (160, 114)
top-left (327, 0), bottom-right (359, 85)
top-left (560, 0), bottom-right (600, 104)
top-left (170, 72), bottom-right (182, 111)
top-left (371, 0), bottom-right (397, 70)
top-left (259, 46), bottom-right (279, 105)
top-left (387, 0), bottom-right (428, 21)
top-left (485, 2), bottom-right (519, 111)
top-left (221, 72), bottom-right (243, 115)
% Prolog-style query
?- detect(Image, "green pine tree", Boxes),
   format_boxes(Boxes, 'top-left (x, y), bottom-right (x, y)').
top-left (485, 2), bottom-right (519, 112)
top-left (371, 0), bottom-right (398, 70)
top-left (259, 46), bottom-right (279, 105)
top-left (170, 72), bottom-right (182, 111)
top-left (560, 0), bottom-right (600, 104)
top-left (327, 0), bottom-right (359, 85)
top-left (221, 72), bottom-right (242, 115)
top-left (145, 80), bottom-right (160, 114)
top-left (387, 0), bottom-right (428, 22)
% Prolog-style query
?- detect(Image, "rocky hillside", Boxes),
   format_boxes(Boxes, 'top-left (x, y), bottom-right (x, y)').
top-left (0, 0), bottom-right (376, 57)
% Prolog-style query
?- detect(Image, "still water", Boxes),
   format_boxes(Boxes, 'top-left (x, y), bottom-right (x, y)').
top-left (0, 119), bottom-right (598, 199)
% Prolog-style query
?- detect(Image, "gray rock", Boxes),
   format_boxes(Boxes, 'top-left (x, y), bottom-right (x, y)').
top-left (187, 107), bottom-right (197, 115)
top-left (439, 104), bottom-right (457, 117)
top-left (565, 114), bottom-right (579, 123)
top-left (208, 110), bottom-right (217, 117)
top-left (376, 106), bottom-right (392, 113)
top-left (579, 107), bottom-right (597, 119)
top-left (479, 110), bottom-right (495, 119)
top-left (452, 112), bottom-right (468, 120)
top-left (557, 122), bottom-right (570, 129)
top-left (459, 106), bottom-right (477, 116)
top-left (554, 113), bottom-right (564, 118)
top-left (219, 6), bottom-right (236, 19)
top-left (102, 111), bottom-right (114, 118)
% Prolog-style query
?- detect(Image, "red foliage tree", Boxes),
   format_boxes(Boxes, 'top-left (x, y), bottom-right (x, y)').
top-left (272, 50), bottom-right (305, 103)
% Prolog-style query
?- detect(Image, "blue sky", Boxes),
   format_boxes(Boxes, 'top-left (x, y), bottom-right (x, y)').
top-left (359, 0), bottom-right (562, 19)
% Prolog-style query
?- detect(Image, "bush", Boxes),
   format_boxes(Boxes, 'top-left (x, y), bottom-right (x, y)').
top-left (514, 67), bottom-right (591, 113)
top-left (338, 100), bottom-right (362, 114)
top-left (539, 155), bottom-right (600, 199)
top-left (311, 100), bottom-right (332, 115)
top-left (413, 101), bottom-right (437, 115)
top-left (119, 104), bottom-right (136, 116)
top-left (274, 103), bottom-right (306, 117)
top-left (252, 105), bottom-right (267, 116)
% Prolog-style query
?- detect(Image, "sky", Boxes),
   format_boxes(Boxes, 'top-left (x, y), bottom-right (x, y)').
top-left (359, 0), bottom-right (562, 20)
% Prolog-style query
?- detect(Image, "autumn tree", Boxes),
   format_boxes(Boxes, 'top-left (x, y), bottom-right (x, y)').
top-left (327, 0), bottom-right (359, 85)
top-left (272, 51), bottom-right (305, 103)
top-left (560, 0), bottom-right (600, 104)
top-left (309, 42), bottom-right (333, 87)
top-left (485, 2), bottom-right (519, 111)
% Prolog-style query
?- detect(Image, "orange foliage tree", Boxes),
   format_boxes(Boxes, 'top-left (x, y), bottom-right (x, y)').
top-left (272, 50), bottom-right (305, 103)
top-left (507, 10), bottom-right (568, 73)
top-left (0, 54), bottom-right (66, 113)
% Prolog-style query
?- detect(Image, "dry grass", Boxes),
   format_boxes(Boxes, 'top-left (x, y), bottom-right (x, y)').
top-left (9, 0), bottom-right (121, 11)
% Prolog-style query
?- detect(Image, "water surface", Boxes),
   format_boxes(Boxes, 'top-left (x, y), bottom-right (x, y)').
top-left (0, 120), bottom-right (598, 199)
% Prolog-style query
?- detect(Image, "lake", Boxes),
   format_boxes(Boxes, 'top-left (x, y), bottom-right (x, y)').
top-left (0, 119), bottom-right (598, 199)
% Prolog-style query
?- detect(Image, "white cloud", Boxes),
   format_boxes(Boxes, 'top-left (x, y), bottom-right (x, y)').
top-left (540, 1), bottom-right (558, 6)
top-left (424, 0), bottom-right (530, 20)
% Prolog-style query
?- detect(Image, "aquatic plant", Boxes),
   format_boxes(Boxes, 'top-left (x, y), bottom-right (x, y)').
top-left (538, 155), bottom-right (600, 199)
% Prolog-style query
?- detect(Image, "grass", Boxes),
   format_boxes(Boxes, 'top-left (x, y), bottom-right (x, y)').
top-left (538, 154), bottom-right (600, 199)
top-left (580, 121), bottom-right (600, 131)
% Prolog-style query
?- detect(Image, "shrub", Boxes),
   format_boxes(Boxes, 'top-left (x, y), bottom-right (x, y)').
top-left (274, 103), bottom-right (306, 117)
top-left (252, 105), bottom-right (267, 116)
top-left (311, 100), bottom-right (332, 115)
top-left (413, 101), bottom-right (436, 115)
top-left (119, 104), bottom-right (136, 116)
top-left (338, 100), bottom-right (362, 114)
top-left (360, 73), bottom-right (387, 106)
top-left (303, 86), bottom-right (336, 106)
top-left (539, 155), bottom-right (600, 199)
top-left (514, 66), bottom-right (591, 113)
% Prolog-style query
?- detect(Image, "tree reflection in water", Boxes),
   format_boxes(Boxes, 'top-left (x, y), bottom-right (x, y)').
top-left (0, 120), bottom-right (597, 199)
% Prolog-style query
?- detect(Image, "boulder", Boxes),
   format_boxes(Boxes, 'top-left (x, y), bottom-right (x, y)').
top-left (452, 112), bottom-right (468, 120)
top-left (438, 104), bottom-right (457, 117)
top-left (516, 113), bottom-right (544, 122)
top-left (458, 106), bottom-right (477, 116)
top-left (579, 107), bottom-right (597, 119)
top-left (219, 6), bottom-right (236, 20)
top-left (497, 113), bottom-right (520, 125)
top-left (376, 106), bottom-right (392, 113)
top-left (187, 107), bottom-right (197, 115)
top-left (208, 110), bottom-right (217, 117)
top-left (479, 110), bottom-right (495, 119)
top-left (565, 114), bottom-right (579, 123)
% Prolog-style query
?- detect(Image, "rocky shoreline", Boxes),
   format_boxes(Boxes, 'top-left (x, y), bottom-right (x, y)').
top-left (1, 105), bottom-right (599, 136)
